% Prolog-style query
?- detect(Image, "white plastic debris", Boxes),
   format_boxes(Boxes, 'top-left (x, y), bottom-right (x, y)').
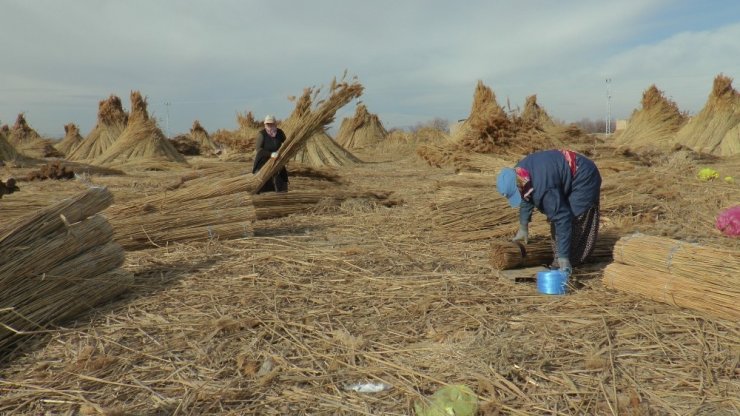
top-left (345, 382), bottom-right (392, 393)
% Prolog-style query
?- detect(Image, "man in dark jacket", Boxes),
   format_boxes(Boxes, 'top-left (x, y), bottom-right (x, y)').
top-left (252, 115), bottom-right (289, 193)
top-left (496, 149), bottom-right (601, 275)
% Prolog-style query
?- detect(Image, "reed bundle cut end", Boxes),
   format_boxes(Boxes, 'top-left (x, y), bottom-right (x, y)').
top-left (0, 187), bottom-right (131, 357)
top-left (604, 233), bottom-right (740, 321)
top-left (25, 161), bottom-right (75, 181)
top-left (92, 91), bottom-right (187, 166)
top-left (67, 95), bottom-right (128, 161)
top-left (489, 229), bottom-right (622, 270)
top-left (674, 74), bottom-right (740, 156)
top-left (614, 84), bottom-right (687, 151)
top-left (335, 103), bottom-right (387, 150)
top-left (55, 123), bottom-right (85, 156)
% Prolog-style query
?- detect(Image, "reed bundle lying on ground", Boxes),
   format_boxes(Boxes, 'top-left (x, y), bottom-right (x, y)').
top-left (603, 233), bottom-right (739, 320)
top-left (25, 161), bottom-right (75, 181)
top-left (489, 229), bottom-right (621, 270)
top-left (0, 187), bottom-right (132, 358)
top-left (112, 188), bottom-right (393, 250)
top-left (67, 95), bottom-right (128, 161)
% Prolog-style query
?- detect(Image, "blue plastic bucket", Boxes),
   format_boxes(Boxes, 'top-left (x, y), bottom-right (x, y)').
top-left (536, 270), bottom-right (568, 295)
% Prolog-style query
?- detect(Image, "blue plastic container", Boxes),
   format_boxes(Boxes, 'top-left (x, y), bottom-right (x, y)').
top-left (536, 270), bottom-right (569, 295)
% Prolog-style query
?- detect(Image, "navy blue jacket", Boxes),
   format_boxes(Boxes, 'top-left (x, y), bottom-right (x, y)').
top-left (517, 150), bottom-right (601, 259)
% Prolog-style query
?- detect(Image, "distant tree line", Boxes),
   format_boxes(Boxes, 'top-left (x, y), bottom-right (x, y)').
top-left (568, 118), bottom-right (616, 134)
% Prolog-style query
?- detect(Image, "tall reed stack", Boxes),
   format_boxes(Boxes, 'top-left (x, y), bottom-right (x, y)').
top-left (674, 74), bottom-right (740, 156)
top-left (613, 85), bottom-right (687, 151)
top-left (288, 88), bottom-right (361, 167)
top-left (603, 233), bottom-right (739, 321)
top-left (67, 95), bottom-right (128, 161)
top-left (0, 187), bottom-right (133, 358)
top-left (335, 103), bottom-right (387, 150)
top-left (93, 91), bottom-right (186, 166)
top-left (55, 123), bottom-right (85, 156)
top-left (7, 114), bottom-right (62, 158)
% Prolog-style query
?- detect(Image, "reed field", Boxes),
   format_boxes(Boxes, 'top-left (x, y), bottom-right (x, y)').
top-left (0, 75), bottom-right (738, 415)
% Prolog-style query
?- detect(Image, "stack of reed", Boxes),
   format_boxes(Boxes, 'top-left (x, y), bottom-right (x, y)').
top-left (0, 187), bottom-right (132, 358)
top-left (489, 229), bottom-right (622, 270)
top-left (603, 233), bottom-right (739, 321)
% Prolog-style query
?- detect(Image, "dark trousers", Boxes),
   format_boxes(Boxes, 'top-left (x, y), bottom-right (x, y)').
top-left (550, 204), bottom-right (600, 267)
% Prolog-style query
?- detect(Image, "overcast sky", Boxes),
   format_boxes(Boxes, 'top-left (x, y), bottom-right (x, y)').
top-left (1, 0), bottom-right (738, 137)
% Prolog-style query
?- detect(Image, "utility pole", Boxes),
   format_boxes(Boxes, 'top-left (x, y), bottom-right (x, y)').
top-left (605, 78), bottom-right (612, 135)
top-left (164, 101), bottom-right (171, 138)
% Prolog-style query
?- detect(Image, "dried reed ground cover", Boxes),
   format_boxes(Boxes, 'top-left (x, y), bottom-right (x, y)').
top-left (0, 148), bottom-right (737, 415)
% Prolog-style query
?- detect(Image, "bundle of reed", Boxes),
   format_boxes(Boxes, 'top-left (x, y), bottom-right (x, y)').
top-left (253, 189), bottom-right (392, 219)
top-left (602, 233), bottom-right (740, 319)
top-left (25, 161), bottom-right (75, 181)
top-left (189, 120), bottom-right (218, 155)
top-left (674, 74), bottom-right (739, 156)
top-left (211, 111), bottom-right (261, 157)
top-left (0, 187), bottom-right (132, 357)
top-left (169, 134), bottom-right (201, 155)
top-left (613, 85), bottom-right (687, 151)
top-left (431, 194), bottom-right (515, 232)
top-left (93, 91), bottom-right (187, 166)
top-left (335, 103), bottom-right (387, 150)
top-left (112, 187), bottom-right (391, 249)
top-left (416, 143), bottom-right (459, 169)
top-left (104, 76), bottom-right (362, 226)
top-left (0, 131), bottom-right (18, 162)
top-left (451, 151), bottom-right (513, 174)
top-left (56, 123), bottom-right (84, 156)
top-left (292, 131), bottom-right (361, 167)
top-left (286, 90), bottom-right (361, 166)
top-left (67, 95), bottom-right (128, 161)
top-left (521, 95), bottom-right (555, 129)
top-left (489, 229), bottom-right (622, 270)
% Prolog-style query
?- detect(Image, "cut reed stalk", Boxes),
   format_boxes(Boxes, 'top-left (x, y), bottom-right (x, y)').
top-left (489, 229), bottom-right (621, 270)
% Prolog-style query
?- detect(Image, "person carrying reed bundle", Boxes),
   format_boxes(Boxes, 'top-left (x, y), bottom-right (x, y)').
top-left (252, 115), bottom-right (289, 193)
top-left (496, 149), bottom-right (602, 275)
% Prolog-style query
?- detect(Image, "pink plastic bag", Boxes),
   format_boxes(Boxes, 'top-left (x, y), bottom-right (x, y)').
top-left (716, 206), bottom-right (740, 237)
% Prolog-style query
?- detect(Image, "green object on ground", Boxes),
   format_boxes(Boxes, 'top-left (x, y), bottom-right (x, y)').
top-left (697, 168), bottom-right (719, 181)
top-left (724, 176), bottom-right (735, 184)
top-left (414, 384), bottom-right (478, 416)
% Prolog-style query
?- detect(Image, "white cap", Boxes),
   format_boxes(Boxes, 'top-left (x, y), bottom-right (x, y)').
top-left (264, 115), bottom-right (276, 124)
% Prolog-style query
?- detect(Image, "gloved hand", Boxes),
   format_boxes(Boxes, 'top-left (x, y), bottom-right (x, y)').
top-left (558, 257), bottom-right (572, 276)
top-left (512, 223), bottom-right (529, 244)
top-left (270, 152), bottom-right (279, 158)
